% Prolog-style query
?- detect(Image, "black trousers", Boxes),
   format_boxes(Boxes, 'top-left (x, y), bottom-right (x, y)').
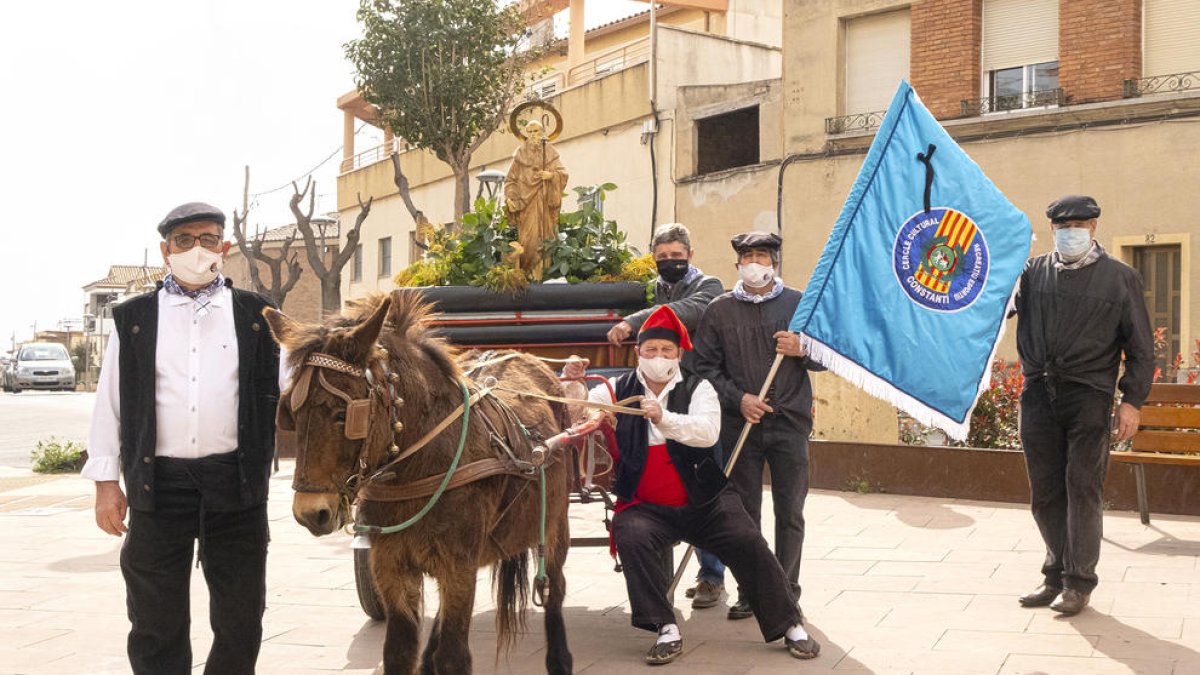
top-left (121, 457), bottom-right (269, 675)
top-left (1020, 379), bottom-right (1113, 594)
top-left (723, 414), bottom-right (809, 599)
top-left (613, 488), bottom-right (801, 642)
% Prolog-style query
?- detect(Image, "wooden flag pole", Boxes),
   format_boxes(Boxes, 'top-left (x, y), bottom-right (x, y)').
top-left (667, 352), bottom-right (786, 601)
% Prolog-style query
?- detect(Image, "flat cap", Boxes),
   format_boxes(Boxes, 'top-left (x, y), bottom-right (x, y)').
top-left (1046, 195), bottom-right (1100, 223)
top-left (157, 202), bottom-right (226, 238)
top-left (731, 231), bottom-right (782, 252)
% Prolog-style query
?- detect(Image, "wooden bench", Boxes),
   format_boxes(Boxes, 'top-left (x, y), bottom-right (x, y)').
top-left (1110, 383), bottom-right (1200, 524)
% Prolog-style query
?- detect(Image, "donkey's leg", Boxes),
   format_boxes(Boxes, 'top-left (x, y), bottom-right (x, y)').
top-left (544, 515), bottom-right (574, 675)
top-left (374, 553), bottom-right (424, 675)
top-left (428, 569), bottom-right (478, 674)
top-left (418, 610), bottom-right (441, 675)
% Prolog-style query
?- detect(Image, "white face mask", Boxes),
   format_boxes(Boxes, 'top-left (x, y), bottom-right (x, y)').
top-left (638, 356), bottom-right (680, 384)
top-left (168, 246), bottom-right (224, 286)
top-left (738, 262), bottom-right (774, 288)
top-left (1054, 227), bottom-right (1092, 259)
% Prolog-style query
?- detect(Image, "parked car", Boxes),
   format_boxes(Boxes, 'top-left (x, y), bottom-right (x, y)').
top-left (11, 342), bottom-right (76, 392)
top-left (0, 356), bottom-right (13, 392)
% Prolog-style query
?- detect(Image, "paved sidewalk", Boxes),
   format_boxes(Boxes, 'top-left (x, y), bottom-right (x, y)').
top-left (2, 461), bottom-right (1198, 674)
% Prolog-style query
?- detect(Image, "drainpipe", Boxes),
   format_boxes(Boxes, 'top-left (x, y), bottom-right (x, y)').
top-left (647, 2), bottom-right (660, 243)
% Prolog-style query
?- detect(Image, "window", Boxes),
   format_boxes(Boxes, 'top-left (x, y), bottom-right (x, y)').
top-left (352, 244), bottom-right (363, 282)
top-left (844, 9), bottom-right (911, 114)
top-left (695, 106), bottom-right (759, 175)
top-left (987, 61), bottom-right (1059, 111)
top-left (982, 0), bottom-right (1059, 111)
top-left (1144, 0), bottom-right (1200, 78)
top-left (1132, 245), bottom-right (1182, 374)
top-left (378, 237), bottom-right (392, 278)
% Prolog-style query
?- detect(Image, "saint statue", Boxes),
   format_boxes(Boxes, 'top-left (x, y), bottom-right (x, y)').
top-left (504, 120), bottom-right (569, 280)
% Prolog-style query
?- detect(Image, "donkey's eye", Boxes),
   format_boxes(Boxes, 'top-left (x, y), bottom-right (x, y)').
top-left (333, 411), bottom-right (346, 424)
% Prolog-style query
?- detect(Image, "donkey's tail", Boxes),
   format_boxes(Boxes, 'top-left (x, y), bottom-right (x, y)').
top-left (492, 550), bottom-right (530, 657)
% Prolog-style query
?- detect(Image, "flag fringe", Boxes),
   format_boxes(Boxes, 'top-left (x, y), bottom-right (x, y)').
top-left (800, 299), bottom-right (1013, 444)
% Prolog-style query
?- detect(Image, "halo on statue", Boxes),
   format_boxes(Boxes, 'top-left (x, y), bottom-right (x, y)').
top-left (509, 100), bottom-right (563, 141)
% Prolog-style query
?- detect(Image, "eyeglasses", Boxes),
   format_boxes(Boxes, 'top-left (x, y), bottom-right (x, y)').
top-left (171, 233), bottom-right (223, 250)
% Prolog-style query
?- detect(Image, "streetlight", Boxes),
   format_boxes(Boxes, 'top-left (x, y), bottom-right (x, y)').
top-left (476, 169), bottom-right (506, 202)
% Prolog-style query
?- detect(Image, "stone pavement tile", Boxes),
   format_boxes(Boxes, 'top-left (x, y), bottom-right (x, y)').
top-left (816, 574), bottom-right (920, 593)
top-left (824, 546), bottom-right (951, 562)
top-left (1123, 565), bottom-right (1200, 583)
top-left (998, 653), bottom-right (1173, 674)
top-left (1026, 613), bottom-right (1183, 639)
top-left (835, 647), bottom-right (1007, 674)
top-left (804, 558), bottom-right (877, 575)
top-left (879, 594), bottom-right (1034, 633)
top-left (825, 589), bottom-right (972, 613)
top-left (867, 560), bottom-right (1001, 579)
top-left (934, 628), bottom-right (1098, 657)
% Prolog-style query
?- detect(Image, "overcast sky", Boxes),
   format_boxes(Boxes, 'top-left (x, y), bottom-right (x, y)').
top-left (0, 0), bottom-right (646, 350)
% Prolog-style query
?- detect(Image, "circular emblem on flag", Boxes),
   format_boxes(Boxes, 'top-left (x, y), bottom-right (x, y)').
top-left (892, 207), bottom-right (990, 312)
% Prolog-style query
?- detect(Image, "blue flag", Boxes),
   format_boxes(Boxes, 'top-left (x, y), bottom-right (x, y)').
top-left (790, 82), bottom-right (1030, 440)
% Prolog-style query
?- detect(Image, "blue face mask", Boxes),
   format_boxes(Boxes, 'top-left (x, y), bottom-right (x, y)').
top-left (1054, 227), bottom-right (1092, 258)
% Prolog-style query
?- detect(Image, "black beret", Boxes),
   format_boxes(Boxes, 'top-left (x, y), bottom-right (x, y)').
top-left (731, 231), bottom-right (782, 253)
top-left (1045, 195), bottom-right (1100, 223)
top-left (157, 202), bottom-right (226, 238)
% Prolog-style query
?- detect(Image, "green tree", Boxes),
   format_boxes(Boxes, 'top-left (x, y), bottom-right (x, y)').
top-left (346, 0), bottom-right (539, 221)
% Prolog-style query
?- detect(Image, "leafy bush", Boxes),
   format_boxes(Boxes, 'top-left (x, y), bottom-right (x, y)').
top-left (394, 183), bottom-right (654, 293)
top-left (898, 359), bottom-right (1023, 449)
top-left (31, 437), bottom-right (87, 473)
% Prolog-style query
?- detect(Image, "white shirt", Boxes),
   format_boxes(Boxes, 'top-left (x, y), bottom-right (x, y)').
top-left (83, 286), bottom-right (241, 482)
top-left (586, 367), bottom-right (721, 448)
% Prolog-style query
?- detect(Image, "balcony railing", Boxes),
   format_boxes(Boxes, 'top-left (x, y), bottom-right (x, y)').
top-left (1124, 70), bottom-right (1200, 98)
top-left (960, 88), bottom-right (1064, 117)
top-left (566, 37), bottom-right (650, 87)
top-left (825, 109), bottom-right (887, 135)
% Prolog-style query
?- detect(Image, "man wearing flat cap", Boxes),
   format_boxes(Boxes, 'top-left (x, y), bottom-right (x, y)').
top-left (83, 202), bottom-right (281, 674)
top-left (693, 231), bottom-right (824, 623)
top-left (1014, 195), bottom-right (1153, 616)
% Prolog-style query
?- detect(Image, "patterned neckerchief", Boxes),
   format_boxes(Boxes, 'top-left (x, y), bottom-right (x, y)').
top-left (162, 274), bottom-right (225, 317)
top-left (732, 277), bottom-right (784, 304)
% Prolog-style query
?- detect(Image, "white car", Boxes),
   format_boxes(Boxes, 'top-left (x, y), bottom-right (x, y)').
top-left (11, 343), bottom-right (76, 393)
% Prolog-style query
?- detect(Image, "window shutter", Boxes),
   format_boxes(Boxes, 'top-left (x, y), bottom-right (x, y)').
top-left (982, 0), bottom-right (1058, 72)
top-left (845, 8), bottom-right (911, 114)
top-left (1144, 0), bottom-right (1200, 77)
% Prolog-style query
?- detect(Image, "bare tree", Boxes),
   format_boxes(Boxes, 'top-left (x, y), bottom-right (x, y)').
top-left (289, 177), bottom-right (373, 315)
top-left (231, 166), bottom-right (303, 308)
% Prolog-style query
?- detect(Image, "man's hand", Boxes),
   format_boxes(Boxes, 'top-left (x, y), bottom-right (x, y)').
top-left (95, 481), bottom-right (128, 536)
top-left (1113, 402), bottom-right (1140, 442)
top-left (641, 398), bottom-right (663, 424)
top-left (607, 321), bottom-right (633, 345)
top-left (740, 393), bottom-right (773, 424)
top-left (774, 331), bottom-right (807, 358)
top-left (562, 356), bottom-right (590, 380)
top-left (539, 170), bottom-right (554, 180)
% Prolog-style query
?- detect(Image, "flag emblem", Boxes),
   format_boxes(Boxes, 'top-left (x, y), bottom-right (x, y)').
top-left (893, 206), bottom-right (989, 312)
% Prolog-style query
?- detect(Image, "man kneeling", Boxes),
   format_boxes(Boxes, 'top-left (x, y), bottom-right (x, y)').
top-left (575, 306), bottom-right (818, 665)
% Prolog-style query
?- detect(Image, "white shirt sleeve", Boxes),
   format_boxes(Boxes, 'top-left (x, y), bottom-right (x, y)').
top-left (586, 377), bottom-right (618, 406)
top-left (81, 332), bottom-right (123, 482)
top-left (654, 379), bottom-right (721, 448)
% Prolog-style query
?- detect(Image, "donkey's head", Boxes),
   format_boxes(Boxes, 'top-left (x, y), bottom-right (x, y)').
top-left (264, 297), bottom-right (393, 536)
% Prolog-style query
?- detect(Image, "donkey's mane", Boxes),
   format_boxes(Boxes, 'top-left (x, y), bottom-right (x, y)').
top-left (281, 291), bottom-right (460, 380)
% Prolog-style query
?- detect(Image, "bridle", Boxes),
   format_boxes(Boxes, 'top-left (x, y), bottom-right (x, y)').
top-left (286, 346), bottom-right (406, 502)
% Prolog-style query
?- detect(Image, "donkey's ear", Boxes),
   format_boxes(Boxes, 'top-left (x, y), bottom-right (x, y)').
top-left (263, 307), bottom-right (302, 347)
top-left (348, 296), bottom-right (392, 359)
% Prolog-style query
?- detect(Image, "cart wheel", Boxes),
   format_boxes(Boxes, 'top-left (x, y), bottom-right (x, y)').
top-left (354, 547), bottom-right (386, 621)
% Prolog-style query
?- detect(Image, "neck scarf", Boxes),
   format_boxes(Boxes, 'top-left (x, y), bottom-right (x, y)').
top-left (732, 277), bottom-right (784, 304)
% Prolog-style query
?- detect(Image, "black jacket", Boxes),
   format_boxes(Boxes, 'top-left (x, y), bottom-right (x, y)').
top-left (113, 285), bottom-right (280, 511)
top-left (611, 371), bottom-right (725, 505)
top-left (1015, 251), bottom-right (1154, 407)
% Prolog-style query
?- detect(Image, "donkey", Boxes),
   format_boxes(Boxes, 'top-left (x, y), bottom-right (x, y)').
top-left (264, 292), bottom-right (573, 675)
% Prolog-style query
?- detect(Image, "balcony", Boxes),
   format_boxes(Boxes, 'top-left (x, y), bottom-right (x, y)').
top-left (566, 37), bottom-right (650, 87)
top-left (959, 88), bottom-right (1064, 117)
top-left (825, 109), bottom-right (887, 135)
top-left (1124, 70), bottom-right (1200, 98)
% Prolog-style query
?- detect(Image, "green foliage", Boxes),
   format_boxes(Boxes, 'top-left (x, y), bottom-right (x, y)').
top-left (70, 343), bottom-right (87, 378)
top-left (31, 437), bottom-right (86, 474)
top-left (541, 184), bottom-right (633, 282)
top-left (847, 474), bottom-right (880, 494)
top-left (346, 0), bottom-right (538, 168)
top-left (394, 184), bottom-right (655, 290)
top-left (898, 359), bottom-right (1024, 449)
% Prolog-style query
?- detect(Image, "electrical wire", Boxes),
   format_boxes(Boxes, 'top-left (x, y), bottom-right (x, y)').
top-left (249, 123), bottom-right (371, 200)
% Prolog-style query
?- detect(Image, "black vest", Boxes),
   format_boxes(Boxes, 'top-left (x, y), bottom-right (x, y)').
top-left (611, 371), bottom-right (725, 505)
top-left (112, 285), bottom-right (279, 511)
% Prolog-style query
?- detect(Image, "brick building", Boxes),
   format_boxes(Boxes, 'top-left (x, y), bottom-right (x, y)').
top-left (223, 221), bottom-right (338, 325)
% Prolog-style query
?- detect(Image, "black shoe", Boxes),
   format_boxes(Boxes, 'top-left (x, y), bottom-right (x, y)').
top-left (1050, 589), bottom-right (1090, 616)
top-left (646, 636), bottom-right (683, 665)
top-left (727, 598), bottom-right (753, 620)
top-left (1018, 584), bottom-right (1062, 608)
top-left (786, 634), bottom-right (821, 659)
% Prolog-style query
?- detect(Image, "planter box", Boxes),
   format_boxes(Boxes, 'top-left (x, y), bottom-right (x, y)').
top-left (805, 440), bottom-right (1200, 517)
